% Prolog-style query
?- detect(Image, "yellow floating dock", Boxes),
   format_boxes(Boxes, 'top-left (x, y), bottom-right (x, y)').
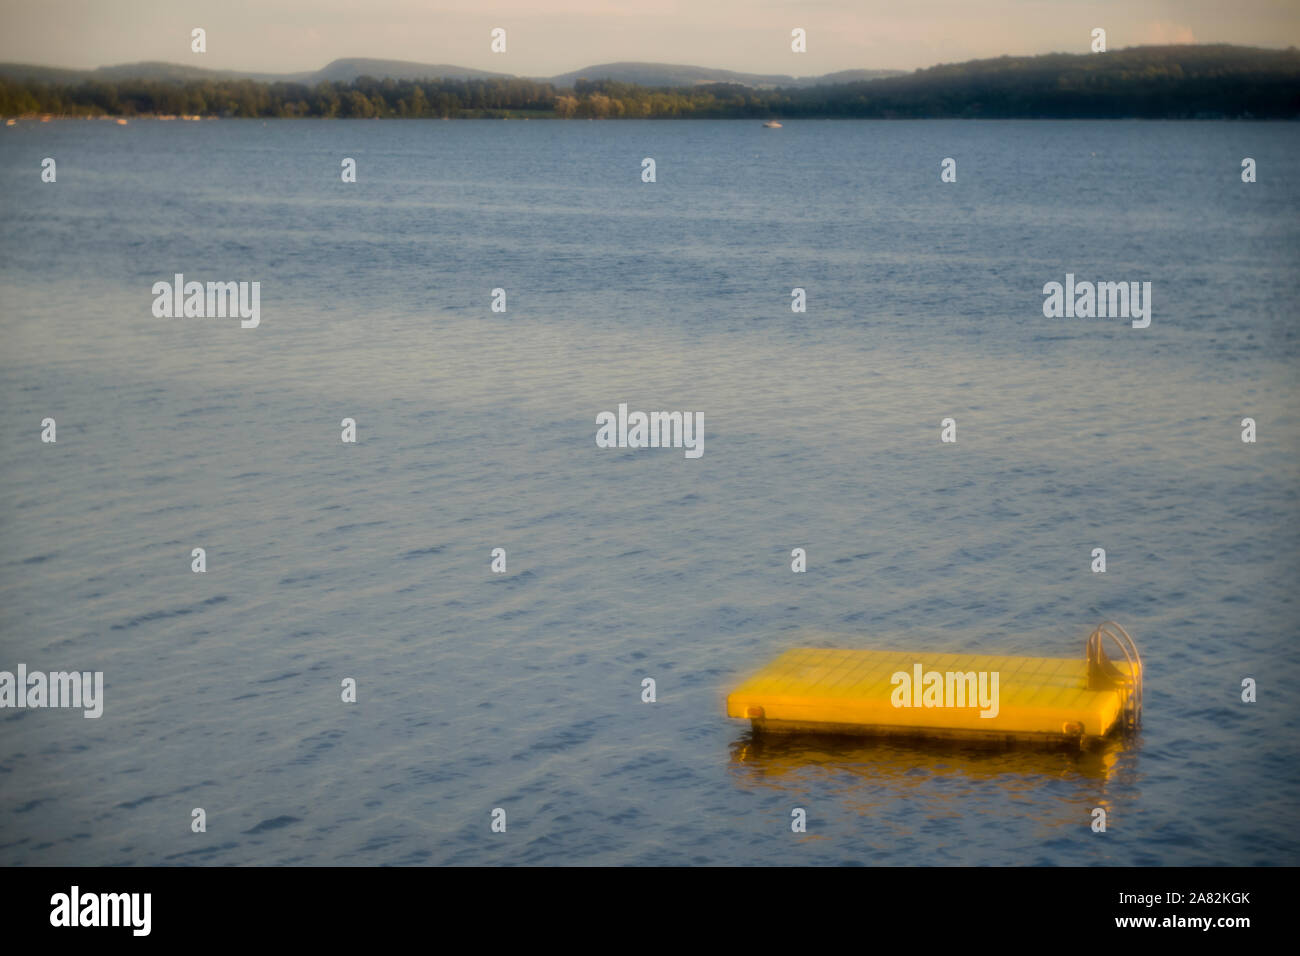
top-left (727, 622), bottom-right (1142, 746)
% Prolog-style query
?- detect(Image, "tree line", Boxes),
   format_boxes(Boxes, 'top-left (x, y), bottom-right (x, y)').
top-left (2, 45), bottom-right (1297, 119)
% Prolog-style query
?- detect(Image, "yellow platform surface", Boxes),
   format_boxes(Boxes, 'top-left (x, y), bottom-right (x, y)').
top-left (727, 647), bottom-right (1138, 742)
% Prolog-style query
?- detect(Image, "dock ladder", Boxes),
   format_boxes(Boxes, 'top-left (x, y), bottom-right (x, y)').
top-left (1087, 621), bottom-right (1143, 734)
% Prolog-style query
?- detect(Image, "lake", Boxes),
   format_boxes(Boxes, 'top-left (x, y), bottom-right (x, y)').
top-left (1, 118), bottom-right (1297, 865)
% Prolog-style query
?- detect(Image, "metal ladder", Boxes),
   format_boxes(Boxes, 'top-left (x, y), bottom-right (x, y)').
top-left (1086, 621), bottom-right (1143, 734)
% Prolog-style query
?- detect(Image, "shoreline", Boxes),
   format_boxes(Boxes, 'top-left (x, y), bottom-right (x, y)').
top-left (4, 113), bottom-right (1290, 122)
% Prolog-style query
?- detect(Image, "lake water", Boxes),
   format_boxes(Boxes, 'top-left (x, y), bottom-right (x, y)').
top-left (0, 118), bottom-right (1297, 865)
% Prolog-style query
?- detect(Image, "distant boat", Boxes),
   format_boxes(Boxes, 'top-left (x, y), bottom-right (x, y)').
top-left (762, 120), bottom-right (783, 128)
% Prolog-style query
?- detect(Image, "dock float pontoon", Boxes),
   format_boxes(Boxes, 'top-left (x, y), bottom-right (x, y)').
top-left (727, 622), bottom-right (1142, 746)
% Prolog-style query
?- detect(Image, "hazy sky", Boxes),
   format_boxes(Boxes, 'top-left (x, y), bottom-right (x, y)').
top-left (2, 0), bottom-right (1299, 75)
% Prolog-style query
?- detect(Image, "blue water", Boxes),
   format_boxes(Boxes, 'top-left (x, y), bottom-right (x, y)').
top-left (0, 118), bottom-right (1297, 865)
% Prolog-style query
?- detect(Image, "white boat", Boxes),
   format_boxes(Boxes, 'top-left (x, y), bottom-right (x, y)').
top-left (762, 120), bottom-right (783, 128)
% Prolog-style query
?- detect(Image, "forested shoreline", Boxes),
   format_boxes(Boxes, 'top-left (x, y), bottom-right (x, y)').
top-left (3, 45), bottom-right (1298, 119)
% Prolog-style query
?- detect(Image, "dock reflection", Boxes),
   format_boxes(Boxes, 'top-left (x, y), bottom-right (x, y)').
top-left (729, 729), bottom-right (1136, 788)
top-left (727, 730), bottom-right (1142, 859)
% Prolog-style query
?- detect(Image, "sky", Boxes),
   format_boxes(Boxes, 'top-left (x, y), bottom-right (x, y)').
top-left (1, 0), bottom-right (1298, 76)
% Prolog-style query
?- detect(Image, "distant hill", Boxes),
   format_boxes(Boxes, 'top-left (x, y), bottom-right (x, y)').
top-left (815, 68), bottom-right (911, 86)
top-left (546, 62), bottom-right (903, 88)
top-left (92, 61), bottom-right (297, 83)
top-left (2, 45), bottom-right (1297, 118)
top-left (0, 63), bottom-right (87, 84)
top-left (832, 43), bottom-right (1300, 118)
top-left (308, 58), bottom-right (510, 84)
top-left (0, 58), bottom-right (900, 89)
top-left (0, 60), bottom-right (306, 84)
